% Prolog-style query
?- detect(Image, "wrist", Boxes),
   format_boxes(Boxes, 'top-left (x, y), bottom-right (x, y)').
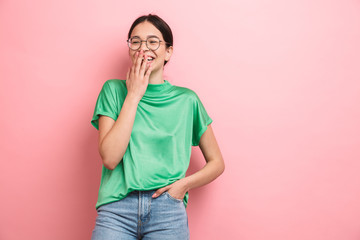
top-left (181, 177), bottom-right (192, 192)
top-left (126, 93), bottom-right (141, 104)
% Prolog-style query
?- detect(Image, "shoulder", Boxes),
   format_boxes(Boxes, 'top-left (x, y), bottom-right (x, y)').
top-left (101, 79), bottom-right (127, 95)
top-left (104, 79), bottom-right (126, 89)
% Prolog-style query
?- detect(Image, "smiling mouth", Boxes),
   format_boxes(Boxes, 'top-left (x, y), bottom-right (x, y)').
top-left (142, 56), bottom-right (155, 62)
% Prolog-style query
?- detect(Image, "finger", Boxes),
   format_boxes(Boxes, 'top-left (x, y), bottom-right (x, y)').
top-left (129, 66), bottom-right (134, 80)
top-left (131, 51), bottom-right (139, 75)
top-left (144, 62), bottom-right (153, 80)
top-left (139, 53), bottom-right (148, 77)
top-left (152, 187), bottom-right (167, 198)
top-left (135, 50), bottom-right (143, 74)
top-left (126, 67), bottom-right (130, 80)
top-left (134, 50), bottom-right (140, 64)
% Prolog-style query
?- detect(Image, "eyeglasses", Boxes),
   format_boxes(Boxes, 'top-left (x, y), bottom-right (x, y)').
top-left (127, 36), bottom-right (170, 51)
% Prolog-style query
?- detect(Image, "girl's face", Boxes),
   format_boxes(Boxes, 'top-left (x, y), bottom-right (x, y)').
top-left (128, 21), bottom-right (173, 73)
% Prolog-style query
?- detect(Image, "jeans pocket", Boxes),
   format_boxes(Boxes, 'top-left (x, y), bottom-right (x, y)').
top-left (164, 191), bottom-right (183, 203)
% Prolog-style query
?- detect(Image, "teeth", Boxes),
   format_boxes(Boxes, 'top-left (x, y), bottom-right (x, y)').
top-left (141, 56), bottom-right (154, 62)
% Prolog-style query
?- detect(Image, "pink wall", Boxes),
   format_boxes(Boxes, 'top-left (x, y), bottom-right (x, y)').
top-left (1, 0), bottom-right (360, 239)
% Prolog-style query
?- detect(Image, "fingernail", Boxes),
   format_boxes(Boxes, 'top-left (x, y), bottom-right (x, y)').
top-left (152, 193), bottom-right (157, 198)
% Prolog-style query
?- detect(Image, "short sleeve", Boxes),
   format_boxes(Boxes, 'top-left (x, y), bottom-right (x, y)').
top-left (192, 92), bottom-right (213, 146)
top-left (91, 81), bottom-right (118, 130)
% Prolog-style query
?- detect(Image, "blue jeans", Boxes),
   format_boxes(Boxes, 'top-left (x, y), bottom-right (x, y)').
top-left (91, 189), bottom-right (190, 240)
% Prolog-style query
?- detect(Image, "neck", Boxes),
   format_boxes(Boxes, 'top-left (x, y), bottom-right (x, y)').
top-left (148, 67), bottom-right (165, 84)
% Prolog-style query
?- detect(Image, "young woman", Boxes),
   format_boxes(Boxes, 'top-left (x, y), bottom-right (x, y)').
top-left (90, 14), bottom-right (225, 240)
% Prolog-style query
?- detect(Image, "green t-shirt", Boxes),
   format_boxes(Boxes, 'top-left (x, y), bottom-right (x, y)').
top-left (90, 79), bottom-right (213, 210)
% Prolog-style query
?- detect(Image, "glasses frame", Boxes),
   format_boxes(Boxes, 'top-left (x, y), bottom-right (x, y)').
top-left (127, 36), bottom-right (171, 51)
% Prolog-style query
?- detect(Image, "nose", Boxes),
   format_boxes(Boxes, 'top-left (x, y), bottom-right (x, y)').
top-left (139, 40), bottom-right (150, 52)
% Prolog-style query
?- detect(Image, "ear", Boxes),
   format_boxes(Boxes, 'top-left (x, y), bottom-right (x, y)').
top-left (165, 46), bottom-right (173, 61)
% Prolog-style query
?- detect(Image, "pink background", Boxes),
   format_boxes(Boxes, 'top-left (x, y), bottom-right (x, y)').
top-left (1, 0), bottom-right (360, 239)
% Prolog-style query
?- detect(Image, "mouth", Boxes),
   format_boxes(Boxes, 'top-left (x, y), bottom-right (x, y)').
top-left (142, 56), bottom-right (155, 62)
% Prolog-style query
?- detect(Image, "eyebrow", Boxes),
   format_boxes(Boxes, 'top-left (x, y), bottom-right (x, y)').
top-left (132, 35), bottom-right (159, 38)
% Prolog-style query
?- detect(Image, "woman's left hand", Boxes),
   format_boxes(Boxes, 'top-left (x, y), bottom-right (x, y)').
top-left (152, 178), bottom-right (189, 200)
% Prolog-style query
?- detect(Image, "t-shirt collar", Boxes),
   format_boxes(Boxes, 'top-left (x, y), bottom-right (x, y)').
top-left (143, 79), bottom-right (173, 96)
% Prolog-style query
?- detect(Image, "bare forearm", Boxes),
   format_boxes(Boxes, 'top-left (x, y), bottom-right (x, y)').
top-left (100, 94), bottom-right (140, 169)
top-left (183, 159), bottom-right (225, 191)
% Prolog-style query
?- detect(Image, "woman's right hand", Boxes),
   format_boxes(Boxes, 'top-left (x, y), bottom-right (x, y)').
top-left (126, 49), bottom-right (153, 101)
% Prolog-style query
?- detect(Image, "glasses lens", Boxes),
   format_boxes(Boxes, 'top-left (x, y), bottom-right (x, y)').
top-left (147, 37), bottom-right (160, 50)
top-left (128, 37), bottom-right (141, 50)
